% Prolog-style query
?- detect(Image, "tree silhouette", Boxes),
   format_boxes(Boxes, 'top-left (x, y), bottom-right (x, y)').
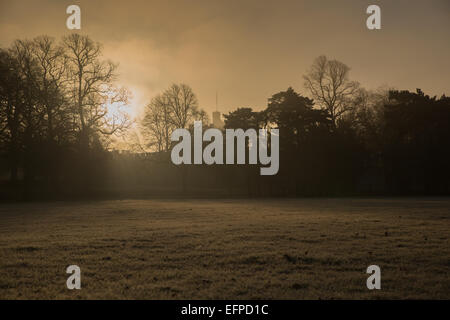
top-left (164, 83), bottom-right (201, 129)
top-left (0, 47), bottom-right (24, 182)
top-left (223, 107), bottom-right (262, 130)
top-left (382, 89), bottom-right (450, 194)
top-left (142, 93), bottom-right (173, 152)
top-left (141, 83), bottom-right (206, 152)
top-left (0, 34), bottom-right (131, 198)
top-left (303, 56), bottom-right (360, 126)
top-left (63, 34), bottom-right (130, 150)
top-left (2, 36), bottom-right (450, 199)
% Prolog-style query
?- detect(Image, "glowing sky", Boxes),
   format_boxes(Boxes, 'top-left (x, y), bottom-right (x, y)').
top-left (1, 0), bottom-right (449, 119)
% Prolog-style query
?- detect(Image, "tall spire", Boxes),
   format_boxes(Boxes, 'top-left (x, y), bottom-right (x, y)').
top-left (212, 91), bottom-right (224, 129)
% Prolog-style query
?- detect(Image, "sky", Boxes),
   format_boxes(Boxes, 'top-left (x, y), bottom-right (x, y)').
top-left (1, 0), bottom-right (449, 120)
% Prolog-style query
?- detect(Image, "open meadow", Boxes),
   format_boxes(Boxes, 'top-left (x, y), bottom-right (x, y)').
top-left (0, 198), bottom-right (449, 299)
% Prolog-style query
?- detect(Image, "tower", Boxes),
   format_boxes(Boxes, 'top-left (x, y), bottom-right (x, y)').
top-left (212, 111), bottom-right (224, 129)
top-left (212, 91), bottom-right (224, 129)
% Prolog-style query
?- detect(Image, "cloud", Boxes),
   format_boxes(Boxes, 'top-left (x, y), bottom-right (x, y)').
top-left (1, 0), bottom-right (449, 118)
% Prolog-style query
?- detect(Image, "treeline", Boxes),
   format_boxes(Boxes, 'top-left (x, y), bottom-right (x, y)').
top-left (217, 87), bottom-right (450, 196)
top-left (135, 56), bottom-right (450, 196)
top-left (0, 34), bottom-right (130, 199)
top-left (132, 86), bottom-right (450, 197)
top-left (1, 35), bottom-right (449, 199)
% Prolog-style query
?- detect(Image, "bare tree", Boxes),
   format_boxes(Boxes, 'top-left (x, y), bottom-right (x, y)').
top-left (141, 83), bottom-right (206, 152)
top-left (0, 48), bottom-right (24, 181)
top-left (32, 36), bottom-right (70, 144)
top-left (303, 55), bottom-right (360, 126)
top-left (5, 40), bottom-right (47, 183)
top-left (346, 87), bottom-right (390, 150)
top-left (141, 93), bottom-right (173, 152)
top-left (164, 83), bottom-right (200, 129)
top-left (63, 34), bottom-right (130, 149)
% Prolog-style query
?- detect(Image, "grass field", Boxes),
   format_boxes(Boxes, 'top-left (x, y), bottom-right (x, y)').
top-left (0, 198), bottom-right (449, 299)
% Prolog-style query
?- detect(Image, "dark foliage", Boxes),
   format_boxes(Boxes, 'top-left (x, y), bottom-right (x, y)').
top-left (1, 36), bottom-right (449, 199)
